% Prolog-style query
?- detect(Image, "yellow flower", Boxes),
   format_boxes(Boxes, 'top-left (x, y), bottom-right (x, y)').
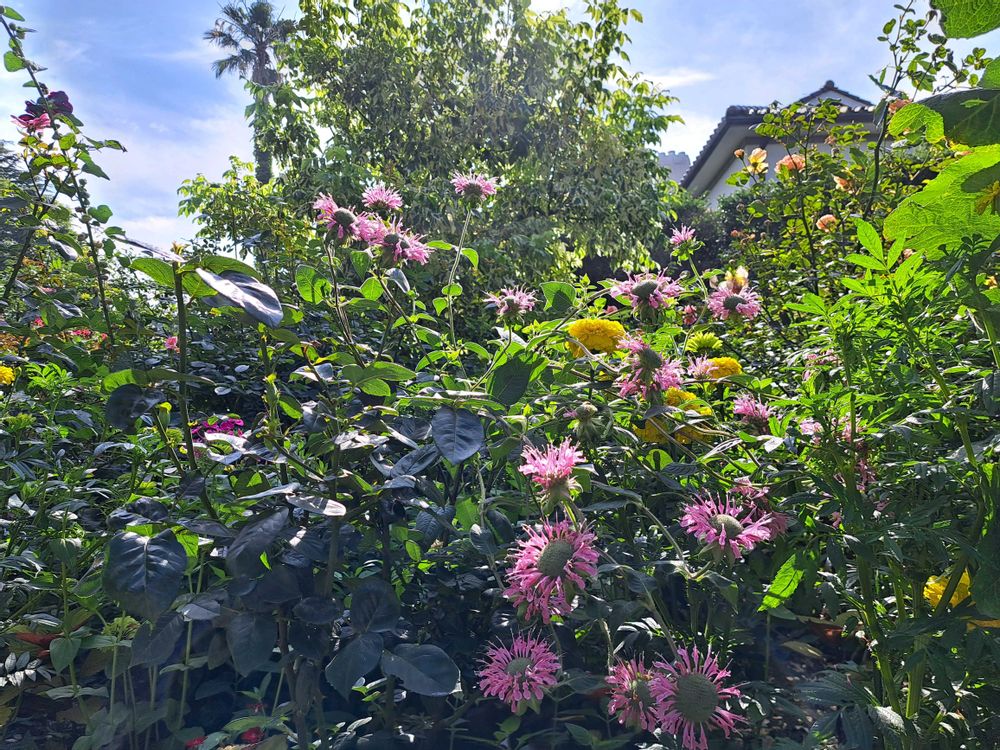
top-left (567, 318), bottom-right (626, 356)
top-left (974, 180), bottom-right (1000, 216)
top-left (985, 275), bottom-right (997, 290)
top-left (687, 331), bottom-right (722, 354)
top-left (633, 389), bottom-right (712, 445)
top-left (708, 357), bottom-right (742, 379)
top-left (0, 365), bottom-right (15, 386)
top-left (923, 570), bottom-right (1000, 629)
top-left (746, 147), bottom-right (768, 176)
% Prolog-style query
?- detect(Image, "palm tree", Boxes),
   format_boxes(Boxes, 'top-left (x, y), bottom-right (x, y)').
top-left (205, 1), bottom-right (295, 183)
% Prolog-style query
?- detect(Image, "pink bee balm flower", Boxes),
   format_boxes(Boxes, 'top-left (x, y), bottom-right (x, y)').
top-left (503, 519), bottom-right (599, 622)
top-left (681, 305), bottom-right (698, 326)
top-left (485, 287), bottom-right (537, 318)
top-left (707, 286), bottom-right (762, 321)
top-left (377, 221), bottom-right (432, 265)
top-left (611, 272), bottom-right (682, 313)
top-left (733, 394), bottom-right (772, 426)
top-left (731, 479), bottom-right (788, 538)
top-left (687, 356), bottom-right (716, 381)
top-left (519, 438), bottom-right (585, 498)
top-left (680, 491), bottom-right (773, 560)
top-left (353, 212), bottom-right (387, 245)
top-left (313, 194), bottom-right (358, 240)
top-left (651, 646), bottom-right (744, 750)
top-left (776, 153), bottom-right (805, 176)
top-left (798, 417), bottom-right (822, 441)
top-left (361, 182), bottom-right (403, 211)
top-left (670, 225), bottom-right (697, 246)
top-left (478, 634), bottom-right (560, 712)
top-left (451, 172), bottom-right (498, 200)
top-left (617, 335), bottom-right (684, 401)
top-left (11, 112), bottom-right (51, 132)
top-left (164, 335), bottom-right (179, 353)
top-left (607, 658), bottom-right (660, 732)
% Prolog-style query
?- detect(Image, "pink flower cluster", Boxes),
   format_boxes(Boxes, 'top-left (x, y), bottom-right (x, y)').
top-left (477, 634), bottom-right (560, 712)
top-left (451, 172), bottom-right (498, 200)
top-left (611, 272), bottom-right (682, 312)
top-left (733, 394), bottom-right (772, 427)
top-left (503, 520), bottom-right (598, 622)
top-left (669, 225), bottom-right (697, 246)
top-left (485, 287), bottom-right (537, 318)
top-left (617, 335), bottom-right (684, 400)
top-left (11, 112), bottom-right (51, 133)
top-left (680, 491), bottom-right (775, 560)
top-left (312, 194), bottom-right (432, 265)
top-left (707, 267), bottom-right (762, 321)
top-left (361, 182), bottom-right (403, 211)
top-left (519, 438), bottom-right (584, 498)
top-left (191, 417), bottom-right (245, 439)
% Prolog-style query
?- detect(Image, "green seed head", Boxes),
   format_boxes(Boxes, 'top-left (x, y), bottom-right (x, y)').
top-left (710, 513), bottom-right (744, 538)
top-left (673, 672), bottom-right (719, 724)
top-left (632, 279), bottom-right (660, 300)
top-left (723, 294), bottom-right (745, 312)
top-left (504, 657), bottom-right (531, 676)
top-left (333, 208), bottom-right (356, 227)
top-left (536, 539), bottom-right (575, 578)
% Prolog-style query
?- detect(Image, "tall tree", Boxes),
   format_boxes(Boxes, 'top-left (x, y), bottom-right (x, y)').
top-left (205, 1), bottom-right (295, 183)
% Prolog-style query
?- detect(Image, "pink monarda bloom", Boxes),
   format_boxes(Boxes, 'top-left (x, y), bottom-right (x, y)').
top-left (680, 492), bottom-right (773, 561)
top-left (687, 356), bottom-right (716, 381)
top-left (451, 172), bottom-right (499, 200)
top-left (816, 213), bottom-right (838, 232)
top-left (164, 335), bottom-right (179, 353)
top-left (313, 194), bottom-right (358, 240)
top-left (361, 182), bottom-right (403, 211)
top-left (776, 153), bottom-right (806, 176)
top-left (731, 478), bottom-right (788, 538)
top-left (11, 112), bottom-right (51, 132)
top-left (681, 305), bottom-right (698, 326)
top-left (611, 272), bottom-right (682, 312)
top-left (606, 658), bottom-right (660, 732)
top-left (519, 438), bottom-right (585, 499)
top-left (378, 221), bottom-right (432, 265)
top-left (478, 634), bottom-right (560, 712)
top-left (733, 394), bottom-right (772, 426)
top-left (617, 335), bottom-right (684, 401)
top-left (650, 646), bottom-right (744, 750)
top-left (670, 225), bottom-right (697, 246)
top-left (707, 266), bottom-right (762, 321)
top-left (503, 519), bottom-right (599, 622)
top-left (798, 417), bottom-right (822, 442)
top-left (485, 287), bottom-right (537, 318)
top-left (353, 212), bottom-right (388, 245)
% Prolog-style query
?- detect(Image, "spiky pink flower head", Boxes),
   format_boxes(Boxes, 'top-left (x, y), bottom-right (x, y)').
top-left (650, 645), bottom-right (744, 750)
top-left (611, 272), bottom-right (682, 313)
top-left (798, 417), bottom-right (822, 443)
top-left (451, 172), bottom-right (498, 200)
top-left (478, 634), bottom-right (560, 712)
top-left (11, 112), bottom-right (51, 132)
top-left (353, 212), bottom-right (388, 245)
top-left (519, 438), bottom-right (584, 499)
top-left (733, 394), bottom-right (772, 426)
top-left (607, 658), bottom-right (660, 732)
top-left (707, 285), bottom-right (762, 321)
top-left (617, 335), bottom-right (684, 401)
top-left (313, 194), bottom-right (358, 240)
top-left (670, 225), bottom-right (697, 246)
top-left (680, 491), bottom-right (773, 560)
top-left (503, 519), bottom-right (598, 622)
top-left (361, 182), bottom-right (403, 211)
top-left (377, 220), bottom-right (432, 265)
top-left (731, 479), bottom-right (788, 538)
top-left (687, 356), bottom-right (716, 381)
top-left (682, 305), bottom-right (698, 326)
top-left (485, 287), bottom-right (537, 318)
top-left (164, 335), bottom-right (179, 353)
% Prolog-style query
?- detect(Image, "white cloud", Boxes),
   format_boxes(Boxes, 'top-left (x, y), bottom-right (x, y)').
top-left (529, 0), bottom-right (582, 14)
top-left (644, 67), bottom-right (715, 91)
top-left (658, 111), bottom-right (720, 160)
top-left (143, 39), bottom-right (220, 67)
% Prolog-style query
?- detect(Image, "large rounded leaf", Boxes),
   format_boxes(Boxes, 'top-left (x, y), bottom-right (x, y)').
top-left (431, 407), bottom-right (484, 464)
top-left (105, 384), bottom-right (165, 432)
top-left (325, 632), bottom-right (384, 698)
top-left (196, 268), bottom-right (283, 328)
top-left (226, 612), bottom-right (277, 675)
top-left (225, 509), bottom-right (289, 578)
top-left (380, 644), bottom-right (460, 697)
top-left (350, 578), bottom-right (400, 633)
top-left (102, 531), bottom-right (186, 620)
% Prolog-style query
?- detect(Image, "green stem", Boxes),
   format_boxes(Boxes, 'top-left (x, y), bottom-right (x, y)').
top-left (445, 209), bottom-right (473, 352)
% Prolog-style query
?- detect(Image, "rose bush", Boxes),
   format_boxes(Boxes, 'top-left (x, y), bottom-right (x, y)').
top-left (1, 2), bottom-right (999, 750)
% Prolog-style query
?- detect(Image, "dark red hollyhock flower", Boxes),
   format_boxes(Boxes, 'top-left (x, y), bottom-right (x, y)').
top-left (25, 90), bottom-right (73, 117)
top-left (241, 727), bottom-right (265, 743)
top-left (184, 738), bottom-right (206, 749)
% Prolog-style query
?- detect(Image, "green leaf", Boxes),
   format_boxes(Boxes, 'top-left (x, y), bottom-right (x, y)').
top-left (884, 145), bottom-right (1000, 258)
top-left (360, 378), bottom-right (390, 397)
top-left (983, 58), bottom-right (1000, 89)
top-left (916, 89), bottom-right (1000, 146)
top-left (196, 269), bottom-right (283, 328)
top-left (88, 204), bottom-right (113, 224)
top-left (889, 102), bottom-right (945, 143)
top-left (295, 265), bottom-right (331, 304)
top-left (49, 637), bottom-right (80, 673)
top-left (488, 354), bottom-right (535, 406)
top-left (441, 282), bottom-right (462, 297)
top-left (102, 531), bottom-right (187, 620)
top-left (854, 219), bottom-right (884, 260)
top-left (2, 8), bottom-right (26, 21)
top-left (129, 257), bottom-right (175, 288)
top-left (845, 253), bottom-right (887, 272)
top-left (3, 50), bottom-right (23, 71)
top-left (971, 515), bottom-right (1000, 617)
top-left (759, 551), bottom-right (810, 611)
top-left (540, 281), bottom-right (576, 312)
top-left (380, 644), bottom-right (459, 697)
top-left (460, 247), bottom-right (479, 269)
top-left (350, 578), bottom-right (400, 633)
top-left (350, 249), bottom-right (372, 277)
top-left (360, 276), bottom-right (383, 301)
top-left (431, 407), bottom-right (484, 463)
top-left (930, 0), bottom-right (1000, 38)
top-left (367, 361), bottom-right (416, 381)
top-left (325, 632), bottom-right (383, 698)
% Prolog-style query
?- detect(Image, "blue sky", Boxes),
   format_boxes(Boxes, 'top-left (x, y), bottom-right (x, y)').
top-left (1, 1), bottom-right (995, 248)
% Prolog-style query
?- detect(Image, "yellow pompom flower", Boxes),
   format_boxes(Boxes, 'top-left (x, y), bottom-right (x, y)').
top-left (567, 318), bottom-right (626, 356)
top-left (708, 357), bottom-right (742, 379)
top-left (923, 570), bottom-right (1000, 629)
top-left (686, 331), bottom-right (722, 354)
top-left (633, 388), bottom-right (712, 445)
top-left (0, 365), bottom-right (15, 386)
